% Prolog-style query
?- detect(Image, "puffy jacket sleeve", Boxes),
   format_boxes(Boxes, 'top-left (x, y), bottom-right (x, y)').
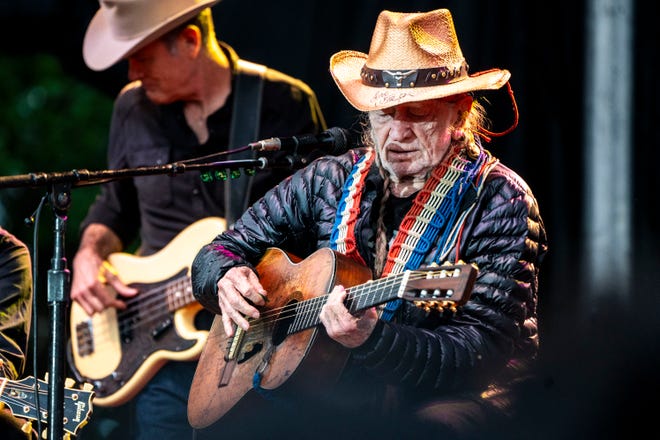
top-left (191, 152), bottom-right (359, 314)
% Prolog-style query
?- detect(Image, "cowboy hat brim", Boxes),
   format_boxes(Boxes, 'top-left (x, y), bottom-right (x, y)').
top-left (330, 50), bottom-right (511, 112)
top-left (83, 0), bottom-right (218, 71)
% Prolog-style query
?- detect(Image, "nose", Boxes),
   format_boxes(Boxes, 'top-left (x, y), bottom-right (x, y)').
top-left (388, 116), bottom-right (413, 142)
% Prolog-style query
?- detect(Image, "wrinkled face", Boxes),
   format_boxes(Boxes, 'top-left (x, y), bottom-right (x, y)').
top-left (127, 36), bottom-right (196, 104)
top-left (368, 96), bottom-right (470, 182)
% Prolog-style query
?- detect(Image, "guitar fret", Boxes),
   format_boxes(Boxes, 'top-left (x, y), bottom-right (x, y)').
top-left (291, 296), bottom-right (318, 333)
top-left (309, 296), bottom-right (324, 327)
top-left (166, 277), bottom-right (194, 312)
top-left (288, 272), bottom-right (413, 334)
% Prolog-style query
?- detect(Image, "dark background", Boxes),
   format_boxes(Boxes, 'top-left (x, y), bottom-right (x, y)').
top-left (1, 0), bottom-right (658, 438)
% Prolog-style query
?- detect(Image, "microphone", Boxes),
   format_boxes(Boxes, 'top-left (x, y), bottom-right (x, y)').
top-left (248, 127), bottom-right (354, 156)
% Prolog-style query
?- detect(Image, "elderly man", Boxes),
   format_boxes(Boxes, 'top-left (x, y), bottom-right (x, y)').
top-left (190, 8), bottom-right (547, 439)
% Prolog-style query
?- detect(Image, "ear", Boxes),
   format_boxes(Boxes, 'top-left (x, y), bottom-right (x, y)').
top-left (456, 94), bottom-right (474, 113)
top-left (451, 94), bottom-right (473, 126)
top-left (178, 25), bottom-right (202, 57)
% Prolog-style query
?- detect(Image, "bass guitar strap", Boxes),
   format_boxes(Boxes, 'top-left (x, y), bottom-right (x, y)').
top-left (225, 59), bottom-right (266, 227)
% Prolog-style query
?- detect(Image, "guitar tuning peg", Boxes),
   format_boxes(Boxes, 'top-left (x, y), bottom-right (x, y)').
top-left (41, 428), bottom-right (47, 439)
top-left (63, 433), bottom-right (72, 440)
top-left (43, 372), bottom-right (49, 382)
top-left (21, 420), bottom-right (33, 434)
top-left (433, 301), bottom-right (457, 314)
top-left (65, 377), bottom-right (75, 388)
top-left (431, 288), bottom-right (453, 299)
top-left (83, 382), bottom-right (95, 392)
top-left (413, 300), bottom-right (429, 312)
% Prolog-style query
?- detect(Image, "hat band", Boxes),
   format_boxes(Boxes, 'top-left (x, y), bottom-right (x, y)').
top-left (360, 62), bottom-right (469, 88)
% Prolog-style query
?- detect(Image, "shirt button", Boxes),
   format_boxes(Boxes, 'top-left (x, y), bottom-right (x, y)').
top-left (192, 188), bottom-right (200, 195)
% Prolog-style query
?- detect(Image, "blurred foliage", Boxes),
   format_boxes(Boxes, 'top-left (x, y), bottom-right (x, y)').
top-left (0, 54), bottom-right (113, 374)
top-left (0, 53), bottom-right (112, 255)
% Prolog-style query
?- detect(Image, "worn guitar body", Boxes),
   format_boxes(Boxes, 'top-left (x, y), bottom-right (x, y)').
top-left (68, 217), bottom-right (226, 407)
top-left (188, 247), bottom-right (477, 429)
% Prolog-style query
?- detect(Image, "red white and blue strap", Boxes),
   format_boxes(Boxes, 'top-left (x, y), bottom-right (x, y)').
top-left (329, 149), bottom-right (375, 266)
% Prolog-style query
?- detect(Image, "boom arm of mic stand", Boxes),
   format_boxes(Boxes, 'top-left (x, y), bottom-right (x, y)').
top-left (0, 156), bottom-right (303, 189)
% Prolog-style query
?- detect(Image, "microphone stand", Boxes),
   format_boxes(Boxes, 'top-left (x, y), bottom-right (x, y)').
top-left (0, 154), bottom-right (300, 440)
top-left (46, 183), bottom-right (70, 440)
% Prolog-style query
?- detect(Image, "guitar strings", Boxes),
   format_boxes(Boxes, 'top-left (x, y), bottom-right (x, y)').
top-left (1, 382), bottom-right (47, 416)
top-left (77, 267), bottom-right (463, 350)
top-left (239, 272), bottom-right (407, 336)
top-left (239, 270), bottom-right (460, 340)
top-left (82, 272), bottom-right (395, 347)
top-left (75, 275), bottom-right (194, 348)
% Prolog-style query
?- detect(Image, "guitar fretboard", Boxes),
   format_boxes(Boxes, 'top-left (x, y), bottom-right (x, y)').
top-left (166, 276), bottom-right (195, 312)
top-left (288, 271), bottom-right (411, 333)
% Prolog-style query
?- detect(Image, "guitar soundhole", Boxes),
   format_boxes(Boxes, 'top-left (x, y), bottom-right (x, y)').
top-left (236, 341), bottom-right (262, 363)
top-left (271, 299), bottom-right (298, 346)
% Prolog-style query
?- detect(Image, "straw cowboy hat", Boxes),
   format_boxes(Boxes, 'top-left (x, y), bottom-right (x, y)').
top-left (330, 9), bottom-right (511, 112)
top-left (83, 0), bottom-right (220, 71)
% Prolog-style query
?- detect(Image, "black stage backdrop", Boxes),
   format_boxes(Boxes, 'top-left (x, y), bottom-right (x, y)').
top-left (0, 1), bottom-right (658, 438)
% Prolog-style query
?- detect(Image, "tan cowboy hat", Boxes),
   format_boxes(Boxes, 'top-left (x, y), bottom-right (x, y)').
top-left (83, 0), bottom-right (220, 71)
top-left (330, 9), bottom-right (511, 112)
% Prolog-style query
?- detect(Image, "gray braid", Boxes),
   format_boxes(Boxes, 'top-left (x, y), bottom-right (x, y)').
top-left (360, 116), bottom-right (389, 278)
top-left (374, 165), bottom-right (390, 278)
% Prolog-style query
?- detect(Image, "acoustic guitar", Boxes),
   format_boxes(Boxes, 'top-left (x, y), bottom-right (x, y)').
top-left (187, 246), bottom-right (477, 428)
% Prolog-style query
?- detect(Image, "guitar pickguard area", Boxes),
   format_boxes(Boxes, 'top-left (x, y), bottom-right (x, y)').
top-left (226, 296), bottom-right (301, 365)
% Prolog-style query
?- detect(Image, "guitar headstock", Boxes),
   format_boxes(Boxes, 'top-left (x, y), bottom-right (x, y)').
top-left (0, 375), bottom-right (95, 437)
top-left (400, 261), bottom-right (478, 312)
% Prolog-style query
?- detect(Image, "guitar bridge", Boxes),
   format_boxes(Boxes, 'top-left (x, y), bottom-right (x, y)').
top-left (218, 326), bottom-right (246, 387)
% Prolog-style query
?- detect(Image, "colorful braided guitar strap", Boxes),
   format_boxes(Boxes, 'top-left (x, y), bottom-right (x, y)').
top-left (331, 144), bottom-right (497, 321)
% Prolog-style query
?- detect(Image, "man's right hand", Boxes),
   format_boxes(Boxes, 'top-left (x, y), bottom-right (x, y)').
top-left (69, 224), bottom-right (138, 316)
top-left (216, 266), bottom-right (268, 337)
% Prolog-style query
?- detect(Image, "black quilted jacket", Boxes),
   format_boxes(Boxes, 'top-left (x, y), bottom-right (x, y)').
top-left (191, 147), bottom-right (547, 419)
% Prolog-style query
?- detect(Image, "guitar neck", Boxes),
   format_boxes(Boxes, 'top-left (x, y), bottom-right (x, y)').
top-left (286, 271), bottom-right (412, 334)
top-left (165, 275), bottom-right (196, 312)
top-left (280, 263), bottom-right (475, 336)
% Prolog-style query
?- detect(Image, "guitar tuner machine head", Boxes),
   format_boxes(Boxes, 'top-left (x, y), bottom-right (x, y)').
top-left (425, 268), bottom-right (464, 278)
top-left (417, 289), bottom-right (454, 298)
top-left (413, 300), bottom-right (459, 313)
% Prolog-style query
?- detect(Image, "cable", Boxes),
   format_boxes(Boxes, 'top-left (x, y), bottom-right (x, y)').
top-left (28, 193), bottom-right (47, 437)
